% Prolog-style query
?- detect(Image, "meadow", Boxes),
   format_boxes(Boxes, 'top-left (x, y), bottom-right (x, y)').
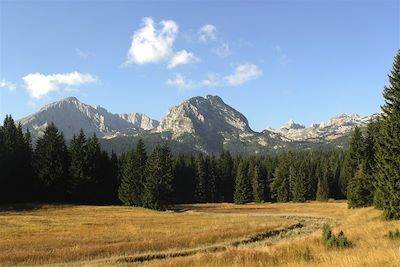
top-left (0, 202), bottom-right (399, 266)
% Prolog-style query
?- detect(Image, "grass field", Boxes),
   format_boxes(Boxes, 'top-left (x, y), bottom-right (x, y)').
top-left (0, 202), bottom-right (399, 266)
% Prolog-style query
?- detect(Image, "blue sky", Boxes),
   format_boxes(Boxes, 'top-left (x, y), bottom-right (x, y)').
top-left (0, 0), bottom-right (399, 130)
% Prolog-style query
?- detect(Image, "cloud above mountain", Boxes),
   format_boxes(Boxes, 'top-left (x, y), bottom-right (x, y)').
top-left (126, 17), bottom-right (198, 69)
top-left (167, 63), bottom-right (262, 90)
top-left (225, 64), bottom-right (263, 86)
top-left (0, 79), bottom-right (16, 92)
top-left (167, 50), bottom-right (199, 69)
top-left (126, 17), bottom-right (178, 65)
top-left (23, 71), bottom-right (97, 99)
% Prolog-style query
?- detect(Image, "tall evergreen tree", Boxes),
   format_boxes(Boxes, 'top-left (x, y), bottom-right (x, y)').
top-left (292, 160), bottom-right (309, 202)
top-left (316, 159), bottom-right (330, 201)
top-left (271, 154), bottom-right (292, 202)
top-left (194, 153), bottom-right (207, 203)
top-left (234, 160), bottom-right (252, 204)
top-left (340, 127), bottom-right (365, 197)
top-left (118, 139), bottom-right (147, 206)
top-left (33, 123), bottom-right (69, 201)
top-left (252, 164), bottom-right (265, 202)
top-left (68, 129), bottom-right (88, 200)
top-left (0, 116), bottom-right (34, 202)
top-left (374, 50), bottom-right (400, 219)
top-left (206, 154), bottom-right (218, 202)
top-left (142, 143), bottom-right (174, 210)
top-left (217, 150), bottom-right (234, 202)
top-left (347, 161), bottom-right (373, 208)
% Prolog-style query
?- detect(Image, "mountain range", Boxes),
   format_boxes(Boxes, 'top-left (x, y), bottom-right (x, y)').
top-left (16, 95), bottom-right (375, 155)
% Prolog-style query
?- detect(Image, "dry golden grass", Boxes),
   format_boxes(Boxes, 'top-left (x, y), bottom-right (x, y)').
top-left (0, 204), bottom-right (290, 266)
top-left (147, 202), bottom-right (400, 267)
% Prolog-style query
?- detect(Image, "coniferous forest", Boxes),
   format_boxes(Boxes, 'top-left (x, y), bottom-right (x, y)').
top-left (1, 51), bottom-right (399, 220)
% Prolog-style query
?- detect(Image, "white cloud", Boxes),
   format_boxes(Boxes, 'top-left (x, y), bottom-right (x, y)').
top-left (76, 48), bottom-right (95, 59)
top-left (198, 24), bottom-right (217, 42)
top-left (126, 17), bottom-right (178, 65)
top-left (274, 45), bottom-right (289, 66)
top-left (224, 64), bottom-right (262, 86)
top-left (0, 79), bottom-right (16, 91)
top-left (166, 73), bottom-right (196, 91)
top-left (213, 43), bottom-right (231, 58)
top-left (168, 50), bottom-right (199, 69)
top-left (23, 71), bottom-right (97, 99)
top-left (202, 73), bottom-right (222, 87)
top-left (167, 63), bottom-right (262, 91)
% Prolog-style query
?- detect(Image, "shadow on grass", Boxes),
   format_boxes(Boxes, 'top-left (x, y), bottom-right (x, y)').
top-left (0, 203), bottom-right (46, 212)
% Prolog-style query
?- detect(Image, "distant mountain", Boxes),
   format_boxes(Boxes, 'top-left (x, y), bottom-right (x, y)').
top-left (16, 95), bottom-right (375, 155)
top-left (119, 113), bottom-right (159, 130)
top-left (156, 95), bottom-right (252, 136)
top-left (17, 97), bottom-right (159, 140)
top-left (266, 114), bottom-right (375, 142)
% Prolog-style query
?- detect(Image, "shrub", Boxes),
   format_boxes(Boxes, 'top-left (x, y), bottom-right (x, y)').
top-left (302, 247), bottom-right (313, 261)
top-left (322, 224), bottom-right (352, 249)
top-left (388, 229), bottom-right (400, 240)
top-left (336, 231), bottom-right (352, 248)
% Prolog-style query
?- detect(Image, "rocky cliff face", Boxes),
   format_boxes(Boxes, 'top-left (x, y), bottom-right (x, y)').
top-left (17, 97), bottom-right (158, 139)
top-left (119, 113), bottom-right (159, 130)
top-left (267, 114), bottom-right (375, 142)
top-left (156, 95), bottom-right (253, 138)
top-left (16, 95), bottom-right (375, 154)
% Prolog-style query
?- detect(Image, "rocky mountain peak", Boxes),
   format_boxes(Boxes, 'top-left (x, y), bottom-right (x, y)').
top-left (156, 95), bottom-right (252, 137)
top-left (17, 97), bottom-right (158, 140)
top-left (282, 119), bottom-right (305, 130)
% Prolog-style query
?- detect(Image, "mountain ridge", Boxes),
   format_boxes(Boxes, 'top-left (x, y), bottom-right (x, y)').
top-left (16, 95), bottom-right (375, 154)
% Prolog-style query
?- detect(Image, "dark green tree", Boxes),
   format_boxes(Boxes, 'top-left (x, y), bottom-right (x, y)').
top-left (234, 160), bottom-right (252, 204)
top-left (68, 129), bottom-right (88, 200)
top-left (252, 163), bottom-right (266, 202)
top-left (118, 139), bottom-right (147, 206)
top-left (347, 161), bottom-right (373, 208)
top-left (292, 160), bottom-right (309, 202)
top-left (142, 143), bottom-right (174, 210)
top-left (206, 154), bottom-right (218, 202)
top-left (374, 50), bottom-right (400, 219)
top-left (217, 150), bottom-right (234, 202)
top-left (340, 127), bottom-right (365, 197)
top-left (316, 160), bottom-right (330, 201)
top-left (271, 153), bottom-right (292, 202)
top-left (33, 123), bottom-right (69, 201)
top-left (194, 153), bottom-right (207, 203)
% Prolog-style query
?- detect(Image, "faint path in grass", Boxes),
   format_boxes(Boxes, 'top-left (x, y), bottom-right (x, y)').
top-left (33, 213), bottom-right (333, 267)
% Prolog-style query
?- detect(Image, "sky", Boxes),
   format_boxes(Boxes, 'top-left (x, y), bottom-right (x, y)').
top-left (0, 0), bottom-right (399, 131)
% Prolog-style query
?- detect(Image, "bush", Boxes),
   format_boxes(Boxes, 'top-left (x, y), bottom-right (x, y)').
top-left (322, 224), bottom-right (352, 249)
top-left (302, 247), bottom-right (313, 261)
top-left (388, 229), bottom-right (400, 240)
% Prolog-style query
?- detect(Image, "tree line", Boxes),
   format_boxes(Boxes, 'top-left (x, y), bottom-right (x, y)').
top-left (0, 51), bottom-right (399, 219)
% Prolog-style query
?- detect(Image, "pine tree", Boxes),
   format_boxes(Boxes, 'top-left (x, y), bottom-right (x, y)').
top-left (374, 50), bottom-right (400, 219)
top-left (194, 153), bottom-right (207, 203)
top-left (234, 160), bottom-right (252, 204)
top-left (347, 161), bottom-right (373, 208)
top-left (118, 150), bottom-right (136, 205)
top-left (118, 139), bottom-right (147, 206)
top-left (68, 129), bottom-right (88, 200)
top-left (316, 160), bottom-right (330, 201)
top-left (252, 164), bottom-right (266, 202)
top-left (33, 123), bottom-right (69, 201)
top-left (217, 150), bottom-right (234, 202)
top-left (142, 143), bottom-right (174, 210)
top-left (340, 127), bottom-right (365, 197)
top-left (292, 160), bottom-right (309, 202)
top-left (271, 153), bottom-right (292, 202)
top-left (0, 116), bottom-right (34, 202)
top-left (206, 154), bottom-right (218, 202)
